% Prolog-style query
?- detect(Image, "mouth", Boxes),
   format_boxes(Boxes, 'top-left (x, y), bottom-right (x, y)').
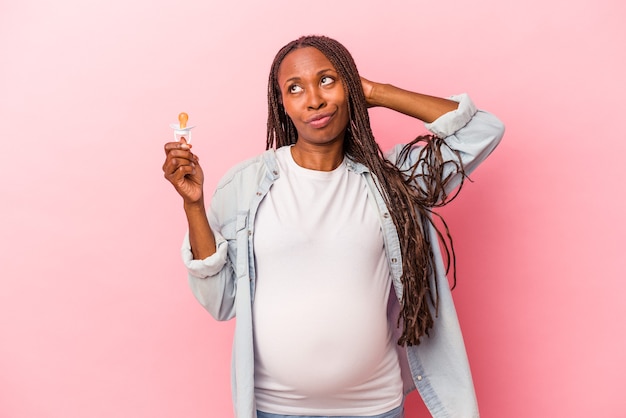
top-left (306, 111), bottom-right (335, 129)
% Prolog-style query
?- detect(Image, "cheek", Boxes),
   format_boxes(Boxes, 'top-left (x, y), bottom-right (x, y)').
top-left (281, 96), bottom-right (300, 118)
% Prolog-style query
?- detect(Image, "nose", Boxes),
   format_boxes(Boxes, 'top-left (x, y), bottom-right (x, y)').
top-left (306, 87), bottom-right (326, 110)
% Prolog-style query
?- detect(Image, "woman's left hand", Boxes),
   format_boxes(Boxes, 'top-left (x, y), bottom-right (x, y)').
top-left (360, 77), bottom-right (458, 122)
top-left (360, 77), bottom-right (377, 107)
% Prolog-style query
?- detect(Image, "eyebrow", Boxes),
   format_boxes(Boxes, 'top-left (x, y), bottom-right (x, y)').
top-left (282, 68), bottom-right (337, 87)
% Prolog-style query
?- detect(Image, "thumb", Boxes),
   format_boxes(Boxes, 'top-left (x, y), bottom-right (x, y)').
top-left (179, 136), bottom-right (192, 150)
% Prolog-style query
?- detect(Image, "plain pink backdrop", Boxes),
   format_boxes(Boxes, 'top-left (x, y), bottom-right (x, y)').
top-left (1, 0), bottom-right (625, 417)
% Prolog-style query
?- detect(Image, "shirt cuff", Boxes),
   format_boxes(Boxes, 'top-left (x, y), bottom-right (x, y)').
top-left (424, 93), bottom-right (477, 138)
top-left (181, 231), bottom-right (228, 278)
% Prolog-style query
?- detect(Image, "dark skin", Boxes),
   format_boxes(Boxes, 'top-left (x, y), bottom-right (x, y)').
top-left (277, 47), bottom-right (350, 171)
top-left (162, 46), bottom-right (458, 260)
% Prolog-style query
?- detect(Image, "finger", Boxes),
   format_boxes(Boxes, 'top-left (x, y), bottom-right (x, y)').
top-left (164, 140), bottom-right (193, 154)
top-left (172, 164), bottom-right (195, 180)
top-left (163, 156), bottom-right (194, 175)
top-left (164, 162), bottom-right (195, 185)
top-left (163, 150), bottom-right (196, 172)
top-left (164, 142), bottom-right (180, 152)
top-left (178, 137), bottom-right (191, 150)
top-left (174, 165), bottom-right (199, 188)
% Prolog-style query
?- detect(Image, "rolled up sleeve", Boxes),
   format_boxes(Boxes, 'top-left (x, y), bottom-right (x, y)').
top-left (386, 93), bottom-right (505, 198)
top-left (181, 230), bottom-right (228, 278)
top-left (424, 93), bottom-right (477, 138)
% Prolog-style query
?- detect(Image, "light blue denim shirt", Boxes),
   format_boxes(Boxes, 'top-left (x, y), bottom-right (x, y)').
top-left (182, 94), bottom-right (505, 418)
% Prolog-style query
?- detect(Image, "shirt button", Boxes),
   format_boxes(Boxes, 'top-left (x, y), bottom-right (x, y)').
top-left (391, 258), bottom-right (398, 263)
top-left (272, 170), bottom-right (278, 175)
top-left (248, 230), bottom-right (252, 236)
top-left (383, 213), bottom-right (390, 218)
top-left (256, 192), bottom-right (262, 196)
top-left (417, 375), bottom-right (423, 381)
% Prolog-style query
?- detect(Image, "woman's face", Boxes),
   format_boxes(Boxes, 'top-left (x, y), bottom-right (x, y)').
top-left (277, 47), bottom-right (350, 148)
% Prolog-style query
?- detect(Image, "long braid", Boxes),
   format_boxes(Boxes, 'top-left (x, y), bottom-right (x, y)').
top-left (266, 35), bottom-right (466, 346)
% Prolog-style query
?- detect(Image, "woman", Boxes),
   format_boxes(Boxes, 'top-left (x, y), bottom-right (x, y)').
top-left (163, 35), bottom-right (504, 418)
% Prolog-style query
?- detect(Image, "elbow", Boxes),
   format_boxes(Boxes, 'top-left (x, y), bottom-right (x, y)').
top-left (188, 273), bottom-right (236, 321)
top-left (485, 111), bottom-right (506, 146)
top-left (473, 110), bottom-right (505, 158)
top-left (205, 300), bottom-right (236, 322)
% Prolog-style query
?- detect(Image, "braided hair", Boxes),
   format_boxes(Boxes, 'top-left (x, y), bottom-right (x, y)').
top-left (266, 35), bottom-right (466, 346)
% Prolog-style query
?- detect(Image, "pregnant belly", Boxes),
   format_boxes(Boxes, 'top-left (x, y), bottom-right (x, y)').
top-left (253, 290), bottom-right (394, 396)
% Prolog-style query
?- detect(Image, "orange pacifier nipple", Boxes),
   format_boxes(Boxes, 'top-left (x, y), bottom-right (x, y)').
top-left (178, 112), bottom-right (188, 129)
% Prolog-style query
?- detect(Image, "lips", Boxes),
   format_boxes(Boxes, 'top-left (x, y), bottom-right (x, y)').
top-left (306, 112), bottom-right (335, 129)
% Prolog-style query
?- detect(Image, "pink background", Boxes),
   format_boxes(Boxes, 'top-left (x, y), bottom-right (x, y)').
top-left (1, 0), bottom-right (625, 417)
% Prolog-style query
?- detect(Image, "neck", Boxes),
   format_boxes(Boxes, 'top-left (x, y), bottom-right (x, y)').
top-left (291, 141), bottom-right (344, 171)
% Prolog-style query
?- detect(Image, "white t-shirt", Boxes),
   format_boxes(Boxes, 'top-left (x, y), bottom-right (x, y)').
top-left (252, 146), bottom-right (403, 416)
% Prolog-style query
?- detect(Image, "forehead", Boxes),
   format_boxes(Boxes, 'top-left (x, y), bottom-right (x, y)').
top-left (277, 47), bottom-right (337, 83)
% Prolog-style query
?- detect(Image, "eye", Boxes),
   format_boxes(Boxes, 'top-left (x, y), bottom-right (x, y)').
top-left (288, 84), bottom-right (303, 94)
top-left (320, 75), bottom-right (335, 86)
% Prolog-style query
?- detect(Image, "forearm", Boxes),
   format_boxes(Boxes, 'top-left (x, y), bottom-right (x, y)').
top-left (184, 200), bottom-right (216, 260)
top-left (368, 83), bottom-right (458, 123)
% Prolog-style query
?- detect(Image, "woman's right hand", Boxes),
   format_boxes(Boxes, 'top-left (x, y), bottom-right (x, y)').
top-left (162, 138), bottom-right (204, 205)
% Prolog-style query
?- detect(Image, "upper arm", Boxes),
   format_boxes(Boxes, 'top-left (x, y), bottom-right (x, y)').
top-left (385, 107), bottom-right (504, 203)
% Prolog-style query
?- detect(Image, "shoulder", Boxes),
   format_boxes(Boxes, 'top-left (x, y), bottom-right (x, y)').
top-left (215, 149), bottom-right (277, 192)
top-left (209, 149), bottom-right (277, 224)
